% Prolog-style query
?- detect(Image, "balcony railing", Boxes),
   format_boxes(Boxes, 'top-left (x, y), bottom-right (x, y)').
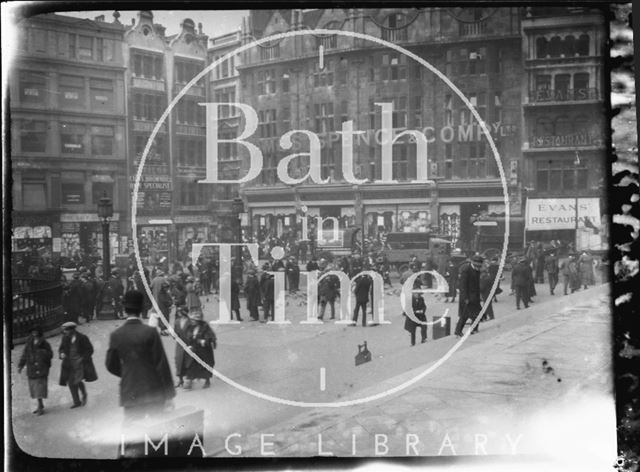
top-left (131, 76), bottom-right (165, 91)
top-left (316, 35), bottom-right (337, 49)
top-left (529, 132), bottom-right (604, 149)
top-left (459, 21), bottom-right (487, 37)
top-left (258, 44), bottom-right (280, 61)
top-left (381, 27), bottom-right (408, 42)
top-left (529, 87), bottom-right (600, 103)
top-left (173, 83), bottom-right (205, 96)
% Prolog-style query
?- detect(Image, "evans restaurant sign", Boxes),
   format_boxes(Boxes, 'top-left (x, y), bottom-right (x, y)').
top-left (525, 198), bottom-right (600, 231)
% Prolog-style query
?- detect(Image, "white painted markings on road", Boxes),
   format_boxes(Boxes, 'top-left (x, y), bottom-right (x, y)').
top-left (320, 367), bottom-right (326, 391)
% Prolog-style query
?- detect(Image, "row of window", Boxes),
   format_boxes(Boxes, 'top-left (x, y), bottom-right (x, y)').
top-left (18, 71), bottom-right (117, 111)
top-left (248, 47), bottom-right (505, 97)
top-left (536, 160), bottom-right (589, 192)
top-left (19, 121), bottom-right (116, 156)
top-left (249, 91), bottom-right (502, 138)
top-left (532, 114), bottom-right (597, 137)
top-left (20, 177), bottom-right (114, 211)
top-left (21, 28), bottom-right (118, 62)
top-left (535, 34), bottom-right (590, 59)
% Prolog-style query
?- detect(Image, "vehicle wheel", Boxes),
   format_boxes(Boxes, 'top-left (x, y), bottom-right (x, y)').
top-left (397, 264), bottom-right (409, 275)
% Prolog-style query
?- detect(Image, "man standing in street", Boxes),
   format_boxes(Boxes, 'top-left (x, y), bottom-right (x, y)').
top-left (352, 273), bottom-right (372, 327)
top-left (59, 321), bottom-right (97, 408)
top-left (545, 251), bottom-right (560, 295)
top-left (512, 257), bottom-right (533, 310)
top-left (318, 267), bottom-right (339, 320)
top-left (454, 255), bottom-right (483, 336)
top-left (106, 290), bottom-right (175, 425)
top-left (244, 269), bottom-right (261, 321)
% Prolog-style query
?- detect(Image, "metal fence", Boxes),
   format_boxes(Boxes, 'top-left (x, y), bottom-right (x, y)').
top-left (11, 278), bottom-right (65, 344)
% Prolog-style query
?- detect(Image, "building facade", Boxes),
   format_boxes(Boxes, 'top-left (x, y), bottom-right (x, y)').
top-left (10, 12), bottom-right (128, 272)
top-left (208, 29), bottom-right (243, 242)
top-left (124, 11), bottom-right (210, 264)
top-left (520, 6), bottom-right (607, 249)
top-left (231, 7), bottom-right (603, 253)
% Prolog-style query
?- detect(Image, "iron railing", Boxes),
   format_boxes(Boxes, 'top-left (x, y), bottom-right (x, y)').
top-left (11, 278), bottom-right (64, 344)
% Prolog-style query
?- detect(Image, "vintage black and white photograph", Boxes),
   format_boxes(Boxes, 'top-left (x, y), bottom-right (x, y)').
top-left (4, 2), bottom-right (636, 470)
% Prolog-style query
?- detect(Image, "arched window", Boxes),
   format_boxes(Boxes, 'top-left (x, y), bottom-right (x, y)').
top-left (554, 115), bottom-right (571, 136)
top-left (563, 35), bottom-right (576, 57)
top-left (577, 34), bottom-right (590, 55)
top-left (536, 37), bottom-right (548, 58)
top-left (549, 36), bottom-right (562, 57)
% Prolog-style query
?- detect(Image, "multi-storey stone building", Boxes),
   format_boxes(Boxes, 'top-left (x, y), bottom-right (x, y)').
top-left (124, 11), bottom-right (210, 263)
top-left (233, 7), bottom-right (608, 252)
top-left (236, 8), bottom-right (526, 251)
top-left (207, 29), bottom-right (243, 242)
top-left (520, 6), bottom-right (607, 248)
top-left (10, 12), bottom-right (128, 271)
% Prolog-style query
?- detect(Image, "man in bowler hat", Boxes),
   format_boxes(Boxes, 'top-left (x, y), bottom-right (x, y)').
top-left (106, 290), bottom-right (175, 425)
top-left (455, 255), bottom-right (484, 336)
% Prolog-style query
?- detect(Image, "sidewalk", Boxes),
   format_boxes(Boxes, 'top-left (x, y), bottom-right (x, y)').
top-left (209, 285), bottom-right (615, 467)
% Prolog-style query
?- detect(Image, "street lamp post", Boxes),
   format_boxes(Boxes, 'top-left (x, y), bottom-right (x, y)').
top-left (574, 152), bottom-right (581, 252)
top-left (97, 192), bottom-right (114, 320)
top-left (231, 197), bottom-right (244, 282)
top-left (97, 192), bottom-right (113, 276)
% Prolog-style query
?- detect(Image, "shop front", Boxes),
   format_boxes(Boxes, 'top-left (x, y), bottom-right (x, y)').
top-left (11, 214), bottom-right (58, 277)
top-left (525, 197), bottom-right (606, 251)
top-left (59, 213), bottom-right (121, 267)
top-left (175, 215), bottom-right (211, 262)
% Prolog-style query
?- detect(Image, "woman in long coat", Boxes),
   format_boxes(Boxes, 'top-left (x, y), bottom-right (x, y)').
top-left (173, 307), bottom-right (191, 387)
top-left (183, 309), bottom-right (216, 389)
top-left (578, 251), bottom-right (596, 288)
top-left (185, 277), bottom-right (202, 312)
top-left (59, 322), bottom-right (97, 408)
top-left (18, 326), bottom-right (53, 415)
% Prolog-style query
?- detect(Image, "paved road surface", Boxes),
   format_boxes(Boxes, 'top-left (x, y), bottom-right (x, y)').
top-left (10, 280), bottom-right (613, 466)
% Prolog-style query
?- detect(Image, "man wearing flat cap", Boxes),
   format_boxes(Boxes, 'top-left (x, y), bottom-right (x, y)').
top-left (455, 255), bottom-right (484, 337)
top-left (59, 321), bottom-right (97, 408)
top-left (106, 290), bottom-right (175, 425)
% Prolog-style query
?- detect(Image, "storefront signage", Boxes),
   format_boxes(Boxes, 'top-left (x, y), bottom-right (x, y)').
top-left (525, 198), bottom-right (600, 231)
top-left (259, 122), bottom-right (517, 152)
top-left (60, 213), bottom-right (120, 223)
top-left (175, 215), bottom-right (212, 224)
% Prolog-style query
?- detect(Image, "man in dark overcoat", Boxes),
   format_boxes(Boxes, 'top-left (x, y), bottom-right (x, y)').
top-left (244, 269), bottom-right (261, 321)
top-left (318, 269), bottom-right (339, 320)
top-left (66, 273), bottom-right (84, 323)
top-left (352, 274), bottom-right (372, 327)
top-left (285, 257), bottom-right (300, 292)
top-left (105, 290), bottom-right (175, 424)
top-left (511, 258), bottom-right (533, 310)
top-left (80, 273), bottom-right (97, 322)
top-left (545, 251), bottom-right (560, 295)
top-left (59, 321), bottom-right (97, 408)
top-left (454, 255), bottom-right (483, 336)
top-left (107, 269), bottom-right (125, 319)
